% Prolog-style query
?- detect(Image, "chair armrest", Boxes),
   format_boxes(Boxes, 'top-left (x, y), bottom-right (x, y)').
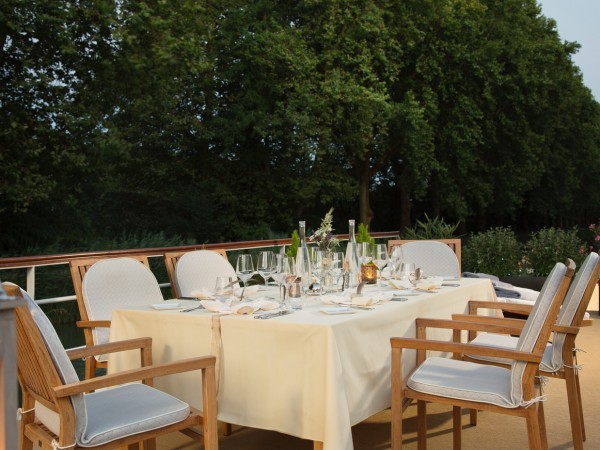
top-left (450, 314), bottom-right (526, 330)
top-left (390, 337), bottom-right (541, 363)
top-left (76, 320), bottom-right (111, 329)
top-left (66, 337), bottom-right (152, 360)
top-left (415, 318), bottom-right (523, 336)
top-left (551, 324), bottom-right (580, 335)
top-left (468, 300), bottom-right (533, 315)
top-left (53, 356), bottom-right (216, 397)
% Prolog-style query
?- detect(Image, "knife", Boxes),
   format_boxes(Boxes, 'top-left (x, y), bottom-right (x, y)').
top-left (254, 310), bottom-right (292, 319)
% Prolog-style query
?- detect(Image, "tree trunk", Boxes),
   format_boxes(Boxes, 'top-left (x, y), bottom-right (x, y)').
top-left (358, 164), bottom-right (373, 226)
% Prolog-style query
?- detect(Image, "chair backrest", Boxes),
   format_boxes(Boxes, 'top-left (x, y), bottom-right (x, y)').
top-left (81, 257), bottom-right (164, 346)
top-left (164, 249), bottom-right (228, 298)
top-left (509, 259), bottom-right (575, 404)
top-left (388, 240), bottom-right (461, 277)
top-left (174, 250), bottom-right (237, 297)
top-left (7, 282), bottom-right (87, 441)
top-left (544, 251), bottom-right (600, 371)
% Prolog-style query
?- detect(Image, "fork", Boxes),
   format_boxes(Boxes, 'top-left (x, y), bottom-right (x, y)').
top-left (181, 305), bottom-right (203, 313)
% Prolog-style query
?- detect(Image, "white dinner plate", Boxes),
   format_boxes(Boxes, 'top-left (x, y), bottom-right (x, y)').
top-left (391, 290), bottom-right (420, 296)
top-left (152, 302), bottom-right (184, 310)
top-left (320, 307), bottom-right (357, 315)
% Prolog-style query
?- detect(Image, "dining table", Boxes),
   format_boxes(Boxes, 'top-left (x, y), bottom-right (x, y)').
top-left (108, 277), bottom-right (496, 450)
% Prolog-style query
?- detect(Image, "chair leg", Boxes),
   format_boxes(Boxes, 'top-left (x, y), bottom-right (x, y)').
top-left (221, 421), bottom-right (232, 436)
top-left (525, 405), bottom-right (543, 450)
top-left (565, 368), bottom-right (584, 450)
top-left (537, 401), bottom-right (548, 450)
top-left (469, 408), bottom-right (477, 426)
top-left (575, 369), bottom-right (586, 441)
top-left (453, 406), bottom-right (462, 450)
top-left (85, 356), bottom-right (97, 380)
top-left (417, 400), bottom-right (427, 450)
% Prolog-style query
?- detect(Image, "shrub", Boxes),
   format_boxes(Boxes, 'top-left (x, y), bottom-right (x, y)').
top-left (356, 223), bottom-right (375, 246)
top-left (462, 227), bottom-right (522, 276)
top-left (403, 213), bottom-right (460, 239)
top-left (524, 227), bottom-right (587, 276)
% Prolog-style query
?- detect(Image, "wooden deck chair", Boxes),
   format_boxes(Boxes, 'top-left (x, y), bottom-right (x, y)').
top-left (164, 249), bottom-right (233, 298)
top-left (69, 256), bottom-right (161, 379)
top-left (6, 282), bottom-right (218, 450)
top-left (390, 259), bottom-right (575, 450)
top-left (446, 252), bottom-right (599, 450)
top-left (387, 239), bottom-right (461, 278)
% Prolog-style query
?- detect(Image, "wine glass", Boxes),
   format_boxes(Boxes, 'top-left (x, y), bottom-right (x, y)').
top-left (372, 244), bottom-right (388, 287)
top-left (311, 250), bottom-right (326, 295)
top-left (388, 245), bottom-right (403, 279)
top-left (330, 251), bottom-right (345, 291)
top-left (236, 254), bottom-right (255, 287)
top-left (280, 257), bottom-right (298, 308)
top-left (272, 254), bottom-right (290, 301)
top-left (256, 251), bottom-right (275, 288)
top-left (357, 242), bottom-right (373, 266)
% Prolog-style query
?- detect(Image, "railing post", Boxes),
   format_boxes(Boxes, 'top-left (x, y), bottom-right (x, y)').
top-left (0, 285), bottom-right (24, 450)
top-left (26, 266), bottom-right (35, 299)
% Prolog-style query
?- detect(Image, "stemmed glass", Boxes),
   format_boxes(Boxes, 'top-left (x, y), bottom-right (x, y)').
top-left (330, 251), bottom-right (345, 291)
top-left (357, 242), bottom-right (373, 266)
top-left (311, 250), bottom-right (326, 295)
top-left (372, 244), bottom-right (388, 287)
top-left (388, 245), bottom-right (403, 279)
top-left (235, 254), bottom-right (255, 287)
top-left (280, 257), bottom-right (298, 308)
top-left (256, 251), bottom-right (275, 288)
top-left (272, 254), bottom-right (290, 301)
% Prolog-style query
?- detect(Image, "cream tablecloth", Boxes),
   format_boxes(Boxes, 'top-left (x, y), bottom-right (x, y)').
top-left (108, 278), bottom-right (495, 450)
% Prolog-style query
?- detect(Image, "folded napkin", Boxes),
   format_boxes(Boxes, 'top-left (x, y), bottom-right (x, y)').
top-left (200, 298), bottom-right (278, 314)
top-left (234, 285), bottom-right (259, 298)
top-left (415, 277), bottom-right (443, 291)
top-left (321, 291), bottom-right (392, 306)
top-left (200, 300), bottom-right (255, 314)
top-left (386, 279), bottom-right (413, 290)
top-left (189, 289), bottom-right (215, 299)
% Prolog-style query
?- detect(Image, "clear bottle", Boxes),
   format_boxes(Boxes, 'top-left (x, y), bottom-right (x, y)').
top-left (296, 221), bottom-right (312, 295)
top-left (345, 219), bottom-right (360, 288)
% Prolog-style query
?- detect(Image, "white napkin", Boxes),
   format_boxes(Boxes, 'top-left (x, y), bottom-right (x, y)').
top-left (200, 298), bottom-right (278, 314)
top-left (386, 279), bottom-right (413, 289)
top-left (415, 277), bottom-right (443, 291)
top-left (190, 288), bottom-right (215, 299)
top-left (234, 285), bottom-right (259, 298)
top-left (321, 291), bottom-right (391, 306)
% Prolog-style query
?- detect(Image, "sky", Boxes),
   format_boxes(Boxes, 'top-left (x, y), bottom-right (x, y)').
top-left (537, 0), bottom-right (600, 100)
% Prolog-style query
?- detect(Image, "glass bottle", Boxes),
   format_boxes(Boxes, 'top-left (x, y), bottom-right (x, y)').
top-left (345, 219), bottom-right (360, 288)
top-left (296, 221), bottom-right (312, 295)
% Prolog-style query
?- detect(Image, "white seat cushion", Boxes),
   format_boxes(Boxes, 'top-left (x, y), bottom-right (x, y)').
top-left (407, 357), bottom-right (519, 408)
top-left (468, 333), bottom-right (555, 372)
top-left (80, 383), bottom-right (190, 447)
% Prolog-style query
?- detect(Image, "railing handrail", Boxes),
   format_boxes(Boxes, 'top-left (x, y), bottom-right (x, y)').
top-left (0, 231), bottom-right (400, 303)
top-left (0, 232), bottom-right (399, 269)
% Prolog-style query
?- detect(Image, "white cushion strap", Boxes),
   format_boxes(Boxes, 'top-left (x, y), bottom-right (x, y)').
top-left (51, 440), bottom-right (76, 450)
top-left (16, 407), bottom-right (35, 421)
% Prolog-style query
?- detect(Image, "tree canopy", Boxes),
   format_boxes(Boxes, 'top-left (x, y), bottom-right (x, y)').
top-left (1, 0), bottom-right (598, 252)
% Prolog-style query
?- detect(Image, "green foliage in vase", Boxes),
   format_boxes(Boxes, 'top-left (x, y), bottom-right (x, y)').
top-left (356, 223), bottom-right (375, 246)
top-left (523, 227), bottom-right (587, 276)
top-left (402, 214), bottom-right (460, 239)
top-left (462, 227), bottom-right (522, 277)
top-left (286, 230), bottom-right (300, 258)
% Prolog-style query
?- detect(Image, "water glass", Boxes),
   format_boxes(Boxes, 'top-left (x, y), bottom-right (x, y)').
top-left (214, 276), bottom-right (232, 303)
top-left (372, 244), bottom-right (388, 286)
top-left (330, 251), bottom-right (345, 291)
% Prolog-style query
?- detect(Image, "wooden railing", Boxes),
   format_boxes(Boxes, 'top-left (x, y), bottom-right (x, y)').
top-left (0, 232), bottom-right (400, 304)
